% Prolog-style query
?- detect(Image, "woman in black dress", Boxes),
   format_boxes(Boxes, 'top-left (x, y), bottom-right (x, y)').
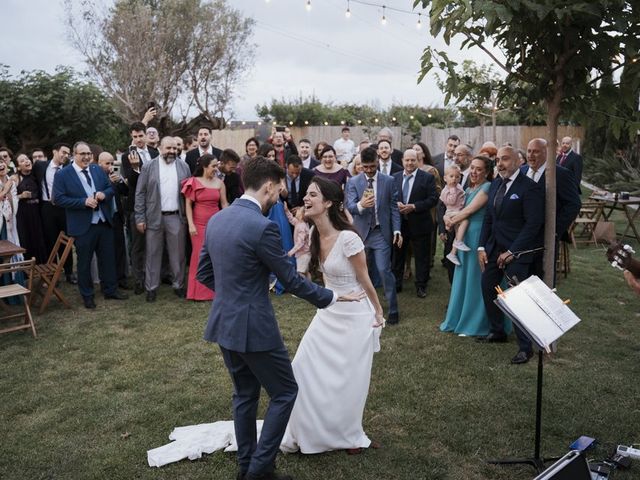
top-left (14, 154), bottom-right (48, 263)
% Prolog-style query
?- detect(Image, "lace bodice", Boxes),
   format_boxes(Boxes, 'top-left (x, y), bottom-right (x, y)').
top-left (320, 230), bottom-right (364, 295)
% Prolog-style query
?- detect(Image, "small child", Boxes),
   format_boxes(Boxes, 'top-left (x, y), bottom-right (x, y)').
top-left (440, 165), bottom-right (470, 266)
top-left (284, 205), bottom-right (312, 279)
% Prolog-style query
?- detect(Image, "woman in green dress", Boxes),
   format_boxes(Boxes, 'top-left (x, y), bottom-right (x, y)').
top-left (440, 155), bottom-right (510, 336)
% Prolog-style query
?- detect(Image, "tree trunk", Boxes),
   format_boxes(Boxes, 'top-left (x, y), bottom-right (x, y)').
top-left (544, 100), bottom-right (560, 287)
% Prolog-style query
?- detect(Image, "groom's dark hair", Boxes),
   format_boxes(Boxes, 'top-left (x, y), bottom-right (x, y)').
top-left (242, 156), bottom-right (285, 191)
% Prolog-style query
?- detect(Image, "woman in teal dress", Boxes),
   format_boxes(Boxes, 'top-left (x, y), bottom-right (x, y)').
top-left (440, 156), bottom-right (511, 336)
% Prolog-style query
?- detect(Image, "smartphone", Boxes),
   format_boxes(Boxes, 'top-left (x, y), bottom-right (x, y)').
top-left (129, 145), bottom-right (137, 153)
top-left (275, 126), bottom-right (285, 132)
top-left (147, 101), bottom-right (156, 110)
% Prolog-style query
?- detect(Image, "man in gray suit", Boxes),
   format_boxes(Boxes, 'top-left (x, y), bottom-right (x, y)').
top-left (346, 146), bottom-right (402, 324)
top-left (134, 136), bottom-right (191, 302)
top-left (197, 157), bottom-right (361, 480)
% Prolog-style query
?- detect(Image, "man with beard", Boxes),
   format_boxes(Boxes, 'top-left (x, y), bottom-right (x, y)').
top-left (135, 137), bottom-right (191, 302)
top-left (185, 126), bottom-right (223, 175)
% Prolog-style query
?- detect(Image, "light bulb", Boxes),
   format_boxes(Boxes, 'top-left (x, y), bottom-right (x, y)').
top-left (346, 8), bottom-right (351, 18)
top-left (381, 6), bottom-right (386, 25)
top-left (305, 0), bottom-right (311, 11)
top-left (416, 14), bottom-right (422, 29)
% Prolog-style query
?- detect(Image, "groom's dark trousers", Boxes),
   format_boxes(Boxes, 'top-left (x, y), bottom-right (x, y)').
top-left (197, 197), bottom-right (333, 476)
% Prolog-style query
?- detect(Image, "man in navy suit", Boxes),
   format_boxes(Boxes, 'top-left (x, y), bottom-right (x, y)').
top-left (346, 146), bottom-right (402, 324)
top-left (477, 146), bottom-right (544, 364)
top-left (197, 157), bottom-right (361, 480)
top-left (52, 142), bottom-right (128, 309)
top-left (556, 136), bottom-right (583, 193)
top-left (185, 126), bottom-right (223, 175)
top-left (392, 149), bottom-right (439, 297)
top-left (523, 138), bottom-right (581, 282)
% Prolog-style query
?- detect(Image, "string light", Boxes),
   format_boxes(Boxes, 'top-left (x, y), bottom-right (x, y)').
top-left (257, 121), bottom-right (262, 125)
top-left (345, 0), bottom-right (351, 18)
top-left (381, 5), bottom-right (387, 25)
top-left (409, 115), bottom-right (414, 119)
top-left (416, 13), bottom-right (422, 29)
top-left (289, 120), bottom-right (294, 125)
top-left (374, 117), bottom-right (379, 123)
top-left (305, 0), bottom-right (311, 11)
top-left (324, 121), bottom-right (329, 125)
top-left (357, 119), bottom-right (362, 124)
top-left (304, 120), bottom-right (309, 125)
top-left (272, 120), bottom-right (277, 125)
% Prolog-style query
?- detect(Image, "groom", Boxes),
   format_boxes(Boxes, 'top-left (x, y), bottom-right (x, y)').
top-left (197, 157), bottom-right (359, 480)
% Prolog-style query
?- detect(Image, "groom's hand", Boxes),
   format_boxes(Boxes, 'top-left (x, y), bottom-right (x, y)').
top-left (337, 290), bottom-right (367, 302)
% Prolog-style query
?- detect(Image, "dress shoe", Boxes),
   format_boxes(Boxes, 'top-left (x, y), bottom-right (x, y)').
top-left (83, 296), bottom-right (96, 309)
top-left (387, 312), bottom-right (399, 325)
top-left (134, 283), bottom-right (144, 295)
top-left (511, 350), bottom-right (534, 364)
top-left (66, 273), bottom-right (78, 285)
top-left (347, 439), bottom-right (382, 454)
top-left (174, 287), bottom-right (186, 298)
top-left (118, 280), bottom-right (130, 290)
top-left (245, 472), bottom-right (293, 480)
top-left (476, 332), bottom-right (508, 343)
top-left (146, 290), bottom-right (157, 302)
top-left (416, 287), bottom-right (427, 298)
top-left (104, 291), bottom-right (129, 300)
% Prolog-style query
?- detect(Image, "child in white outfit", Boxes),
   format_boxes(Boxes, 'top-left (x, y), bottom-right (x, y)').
top-left (440, 165), bottom-right (469, 266)
top-left (285, 205), bottom-right (312, 279)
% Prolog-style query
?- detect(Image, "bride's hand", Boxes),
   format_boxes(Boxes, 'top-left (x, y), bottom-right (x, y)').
top-left (373, 312), bottom-right (385, 328)
top-left (336, 290), bottom-right (366, 302)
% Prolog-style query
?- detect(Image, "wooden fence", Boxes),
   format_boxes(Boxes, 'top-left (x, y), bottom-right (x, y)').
top-left (210, 125), bottom-right (586, 156)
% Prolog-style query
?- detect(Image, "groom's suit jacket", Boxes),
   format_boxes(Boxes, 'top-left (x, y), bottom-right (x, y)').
top-left (197, 197), bottom-right (334, 353)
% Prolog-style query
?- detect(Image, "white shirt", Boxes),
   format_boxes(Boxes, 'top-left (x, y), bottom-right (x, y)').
top-left (158, 157), bottom-right (179, 212)
top-left (526, 162), bottom-right (547, 183)
top-left (503, 168), bottom-right (520, 194)
top-left (378, 159), bottom-right (392, 176)
top-left (333, 138), bottom-right (356, 163)
top-left (444, 156), bottom-right (454, 170)
top-left (43, 161), bottom-right (63, 201)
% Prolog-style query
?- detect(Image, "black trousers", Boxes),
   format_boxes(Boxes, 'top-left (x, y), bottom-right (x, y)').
top-left (393, 225), bottom-right (431, 290)
top-left (41, 201), bottom-right (73, 274)
top-left (113, 213), bottom-right (127, 282)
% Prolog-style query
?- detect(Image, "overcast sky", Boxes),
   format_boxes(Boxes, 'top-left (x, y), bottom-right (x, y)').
top-left (1, 0), bottom-right (493, 120)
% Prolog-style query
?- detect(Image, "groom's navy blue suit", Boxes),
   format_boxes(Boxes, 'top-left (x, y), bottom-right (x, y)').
top-left (197, 197), bottom-right (333, 476)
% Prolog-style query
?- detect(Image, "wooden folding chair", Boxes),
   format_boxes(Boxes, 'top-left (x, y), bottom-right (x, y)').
top-left (555, 240), bottom-right (571, 278)
top-left (29, 232), bottom-right (74, 314)
top-left (569, 203), bottom-right (604, 248)
top-left (0, 258), bottom-right (37, 337)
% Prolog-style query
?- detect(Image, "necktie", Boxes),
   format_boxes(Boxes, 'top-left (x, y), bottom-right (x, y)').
top-left (559, 153), bottom-right (567, 166)
top-left (528, 168), bottom-right (536, 182)
top-left (45, 165), bottom-right (60, 200)
top-left (81, 168), bottom-right (92, 187)
top-left (494, 177), bottom-right (510, 214)
top-left (367, 177), bottom-right (376, 230)
top-left (289, 177), bottom-right (297, 206)
top-left (402, 174), bottom-right (412, 204)
top-left (382, 162), bottom-right (388, 176)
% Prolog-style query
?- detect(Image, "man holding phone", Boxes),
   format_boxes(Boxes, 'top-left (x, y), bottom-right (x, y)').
top-left (121, 122), bottom-right (159, 294)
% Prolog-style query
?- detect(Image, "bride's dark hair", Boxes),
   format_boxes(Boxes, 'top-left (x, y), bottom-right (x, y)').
top-left (308, 176), bottom-right (358, 275)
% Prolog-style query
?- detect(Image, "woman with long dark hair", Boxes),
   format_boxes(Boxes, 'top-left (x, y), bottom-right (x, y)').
top-left (440, 155), bottom-right (511, 336)
top-left (181, 154), bottom-right (228, 300)
top-left (281, 176), bottom-right (383, 454)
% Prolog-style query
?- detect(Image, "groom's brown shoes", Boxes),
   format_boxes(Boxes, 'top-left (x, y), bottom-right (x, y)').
top-left (346, 439), bottom-right (382, 454)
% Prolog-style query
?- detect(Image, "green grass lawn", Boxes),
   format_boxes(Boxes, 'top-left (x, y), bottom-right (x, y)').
top-left (1, 211), bottom-right (639, 479)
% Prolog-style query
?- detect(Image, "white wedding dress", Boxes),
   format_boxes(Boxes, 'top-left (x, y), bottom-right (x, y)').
top-left (147, 230), bottom-right (381, 467)
top-left (280, 229), bottom-right (381, 453)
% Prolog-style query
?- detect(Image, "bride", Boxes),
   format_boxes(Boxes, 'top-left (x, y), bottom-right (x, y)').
top-left (280, 176), bottom-right (384, 454)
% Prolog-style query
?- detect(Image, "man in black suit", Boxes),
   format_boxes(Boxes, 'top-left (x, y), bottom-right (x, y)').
top-left (185, 126), bottom-right (223, 175)
top-left (523, 138), bottom-right (581, 283)
top-left (477, 145), bottom-right (545, 364)
top-left (218, 149), bottom-right (241, 205)
top-left (33, 142), bottom-right (76, 284)
top-left (557, 136), bottom-right (583, 193)
top-left (392, 149), bottom-right (439, 297)
top-left (121, 124), bottom-right (159, 294)
top-left (298, 138), bottom-right (319, 170)
top-left (98, 152), bottom-right (130, 290)
top-left (432, 134), bottom-right (460, 180)
top-left (377, 139), bottom-right (402, 176)
top-left (439, 143), bottom-right (473, 283)
top-left (284, 155), bottom-right (314, 212)
top-left (376, 127), bottom-right (403, 165)
top-left (120, 122), bottom-right (159, 179)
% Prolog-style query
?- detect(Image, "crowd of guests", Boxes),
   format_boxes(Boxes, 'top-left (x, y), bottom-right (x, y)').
top-left (2, 122), bottom-right (591, 363)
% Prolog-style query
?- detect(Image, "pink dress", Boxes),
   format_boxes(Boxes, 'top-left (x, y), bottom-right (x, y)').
top-left (181, 177), bottom-right (221, 300)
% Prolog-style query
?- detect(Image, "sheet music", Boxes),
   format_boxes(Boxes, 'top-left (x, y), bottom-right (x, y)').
top-left (495, 276), bottom-right (581, 351)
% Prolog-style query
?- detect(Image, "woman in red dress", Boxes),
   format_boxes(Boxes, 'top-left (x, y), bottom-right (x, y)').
top-left (181, 154), bottom-right (228, 300)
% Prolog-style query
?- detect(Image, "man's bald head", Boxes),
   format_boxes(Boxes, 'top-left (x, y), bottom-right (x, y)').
top-left (97, 151), bottom-right (115, 174)
top-left (526, 138), bottom-right (547, 171)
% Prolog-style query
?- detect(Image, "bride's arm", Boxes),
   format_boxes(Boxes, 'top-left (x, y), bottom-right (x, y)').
top-left (349, 250), bottom-right (384, 327)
